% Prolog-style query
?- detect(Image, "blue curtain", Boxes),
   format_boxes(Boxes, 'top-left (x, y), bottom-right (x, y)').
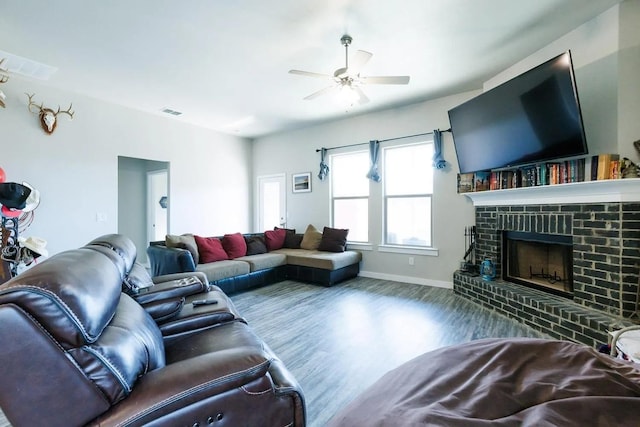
top-left (366, 140), bottom-right (381, 182)
top-left (432, 129), bottom-right (447, 170)
top-left (318, 148), bottom-right (329, 181)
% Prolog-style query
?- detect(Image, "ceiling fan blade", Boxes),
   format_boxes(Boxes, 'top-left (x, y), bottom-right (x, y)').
top-left (289, 69), bottom-right (333, 79)
top-left (360, 75), bottom-right (410, 85)
top-left (354, 87), bottom-right (370, 104)
top-left (346, 50), bottom-right (373, 76)
top-left (304, 85), bottom-right (339, 100)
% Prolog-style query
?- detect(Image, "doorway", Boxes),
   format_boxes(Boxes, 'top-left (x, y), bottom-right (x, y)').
top-left (256, 174), bottom-right (286, 231)
top-left (117, 156), bottom-right (169, 266)
top-left (148, 170), bottom-right (168, 242)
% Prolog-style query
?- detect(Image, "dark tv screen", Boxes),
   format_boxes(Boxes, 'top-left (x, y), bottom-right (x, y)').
top-left (448, 51), bottom-right (588, 174)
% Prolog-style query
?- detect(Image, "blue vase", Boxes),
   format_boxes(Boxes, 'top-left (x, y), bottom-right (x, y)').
top-left (481, 259), bottom-right (496, 281)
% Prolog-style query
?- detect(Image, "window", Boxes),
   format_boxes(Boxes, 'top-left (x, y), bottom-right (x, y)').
top-left (331, 151), bottom-right (369, 242)
top-left (330, 142), bottom-right (434, 248)
top-left (384, 143), bottom-right (434, 247)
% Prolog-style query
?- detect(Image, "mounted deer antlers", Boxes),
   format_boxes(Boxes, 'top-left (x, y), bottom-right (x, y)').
top-left (26, 93), bottom-right (74, 134)
top-left (0, 58), bottom-right (9, 108)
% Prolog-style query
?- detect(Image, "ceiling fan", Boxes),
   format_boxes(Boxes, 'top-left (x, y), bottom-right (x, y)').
top-left (289, 35), bottom-right (410, 105)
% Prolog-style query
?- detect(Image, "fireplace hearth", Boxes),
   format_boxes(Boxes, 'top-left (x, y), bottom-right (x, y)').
top-left (454, 200), bottom-right (640, 348)
top-left (469, 202), bottom-right (640, 318)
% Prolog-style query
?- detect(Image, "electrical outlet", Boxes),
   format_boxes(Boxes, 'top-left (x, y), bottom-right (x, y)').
top-left (95, 212), bottom-right (107, 222)
top-left (408, 257), bottom-right (415, 266)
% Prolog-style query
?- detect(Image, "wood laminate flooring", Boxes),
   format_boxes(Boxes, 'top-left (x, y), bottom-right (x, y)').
top-left (0, 277), bottom-right (549, 427)
top-left (229, 277), bottom-right (550, 427)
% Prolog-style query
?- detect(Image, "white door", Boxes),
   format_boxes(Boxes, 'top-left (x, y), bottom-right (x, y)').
top-left (257, 174), bottom-right (286, 231)
top-left (147, 170), bottom-right (168, 242)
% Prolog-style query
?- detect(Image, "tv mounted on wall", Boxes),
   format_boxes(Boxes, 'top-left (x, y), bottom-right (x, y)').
top-left (448, 51), bottom-right (588, 174)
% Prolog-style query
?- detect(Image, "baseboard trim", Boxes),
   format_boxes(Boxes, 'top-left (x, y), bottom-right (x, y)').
top-left (358, 271), bottom-right (453, 289)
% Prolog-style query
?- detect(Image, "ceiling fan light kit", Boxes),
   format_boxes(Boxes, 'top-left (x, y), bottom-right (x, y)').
top-left (289, 34), bottom-right (410, 106)
top-left (339, 84), bottom-right (360, 105)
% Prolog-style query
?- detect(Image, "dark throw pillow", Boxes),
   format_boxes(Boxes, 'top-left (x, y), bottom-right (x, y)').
top-left (245, 235), bottom-right (267, 255)
top-left (275, 227), bottom-right (302, 249)
top-left (222, 232), bottom-right (247, 259)
top-left (194, 235), bottom-right (229, 263)
top-left (284, 233), bottom-right (303, 249)
top-left (264, 228), bottom-right (287, 251)
top-left (275, 227), bottom-right (295, 234)
top-left (318, 227), bottom-right (349, 252)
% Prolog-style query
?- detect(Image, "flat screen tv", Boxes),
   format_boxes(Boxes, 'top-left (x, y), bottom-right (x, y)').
top-left (448, 51), bottom-right (588, 174)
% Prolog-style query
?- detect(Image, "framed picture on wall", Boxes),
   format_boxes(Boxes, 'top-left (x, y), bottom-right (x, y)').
top-left (292, 172), bottom-right (312, 193)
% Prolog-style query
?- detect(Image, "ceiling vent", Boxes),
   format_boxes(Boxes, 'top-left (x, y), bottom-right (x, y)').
top-left (161, 107), bottom-right (183, 116)
top-left (0, 50), bottom-right (57, 80)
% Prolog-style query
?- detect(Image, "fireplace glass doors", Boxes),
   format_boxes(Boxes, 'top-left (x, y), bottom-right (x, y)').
top-left (503, 231), bottom-right (573, 298)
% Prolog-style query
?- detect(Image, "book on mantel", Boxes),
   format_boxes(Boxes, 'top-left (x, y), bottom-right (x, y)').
top-left (591, 153), bottom-right (620, 180)
top-left (457, 173), bottom-right (475, 193)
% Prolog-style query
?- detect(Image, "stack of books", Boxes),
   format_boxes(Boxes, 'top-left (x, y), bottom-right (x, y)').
top-left (457, 173), bottom-right (475, 193)
top-left (591, 153), bottom-right (620, 180)
top-left (456, 154), bottom-right (626, 193)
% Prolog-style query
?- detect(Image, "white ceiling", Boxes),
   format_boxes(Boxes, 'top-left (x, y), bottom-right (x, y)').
top-left (0, 0), bottom-right (622, 138)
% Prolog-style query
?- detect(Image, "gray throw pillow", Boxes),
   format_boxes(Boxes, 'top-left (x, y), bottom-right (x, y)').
top-left (245, 235), bottom-right (267, 255)
top-left (166, 233), bottom-right (199, 264)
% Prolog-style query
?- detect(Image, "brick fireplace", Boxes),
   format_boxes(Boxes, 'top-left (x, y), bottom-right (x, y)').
top-left (453, 181), bottom-right (640, 347)
top-left (503, 231), bottom-right (574, 297)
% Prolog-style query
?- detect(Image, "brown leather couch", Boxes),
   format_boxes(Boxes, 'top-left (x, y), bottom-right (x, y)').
top-left (0, 234), bottom-right (305, 427)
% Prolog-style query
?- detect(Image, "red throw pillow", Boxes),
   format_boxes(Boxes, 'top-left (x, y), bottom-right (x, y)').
top-left (264, 228), bottom-right (287, 251)
top-left (222, 232), bottom-right (247, 259)
top-left (194, 235), bottom-right (229, 263)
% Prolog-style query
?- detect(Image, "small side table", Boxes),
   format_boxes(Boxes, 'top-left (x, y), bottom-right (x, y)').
top-left (610, 325), bottom-right (640, 363)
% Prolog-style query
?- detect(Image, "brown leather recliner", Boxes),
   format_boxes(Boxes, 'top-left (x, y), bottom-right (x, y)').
top-left (87, 234), bottom-right (247, 340)
top-left (0, 235), bottom-right (305, 426)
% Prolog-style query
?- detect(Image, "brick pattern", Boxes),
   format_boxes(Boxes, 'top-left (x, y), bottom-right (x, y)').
top-left (461, 202), bottom-right (640, 347)
top-left (473, 202), bottom-right (640, 318)
top-left (621, 203), bottom-right (640, 317)
top-left (453, 272), bottom-right (632, 347)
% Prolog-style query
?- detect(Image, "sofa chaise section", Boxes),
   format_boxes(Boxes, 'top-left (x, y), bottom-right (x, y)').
top-left (273, 248), bottom-right (362, 287)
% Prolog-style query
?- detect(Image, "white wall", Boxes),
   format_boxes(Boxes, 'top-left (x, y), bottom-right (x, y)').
top-left (251, 0), bottom-right (640, 288)
top-left (483, 3), bottom-right (639, 161)
top-left (618, 0), bottom-right (640, 159)
top-left (2, 1), bottom-right (635, 279)
top-left (253, 92), bottom-right (478, 286)
top-left (0, 77), bottom-right (253, 256)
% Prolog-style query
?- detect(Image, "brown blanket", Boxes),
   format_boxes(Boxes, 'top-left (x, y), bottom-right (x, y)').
top-left (327, 338), bottom-right (640, 426)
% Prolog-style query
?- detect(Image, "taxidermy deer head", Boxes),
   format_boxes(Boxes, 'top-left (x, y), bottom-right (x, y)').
top-left (0, 58), bottom-right (9, 108)
top-left (26, 93), bottom-right (74, 134)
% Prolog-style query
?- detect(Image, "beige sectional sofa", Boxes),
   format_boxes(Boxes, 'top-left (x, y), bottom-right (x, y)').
top-left (147, 226), bottom-right (362, 294)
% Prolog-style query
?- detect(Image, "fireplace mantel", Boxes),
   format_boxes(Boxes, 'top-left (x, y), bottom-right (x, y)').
top-left (464, 178), bottom-right (640, 206)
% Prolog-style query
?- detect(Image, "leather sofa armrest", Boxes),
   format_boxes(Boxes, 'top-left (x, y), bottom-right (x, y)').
top-left (133, 277), bottom-right (207, 305)
top-left (141, 297), bottom-right (185, 322)
top-left (88, 348), bottom-right (272, 426)
top-left (147, 245), bottom-right (196, 277)
top-left (153, 271), bottom-right (209, 288)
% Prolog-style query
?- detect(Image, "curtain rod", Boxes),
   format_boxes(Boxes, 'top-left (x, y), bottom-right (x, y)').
top-left (315, 128), bottom-right (451, 152)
